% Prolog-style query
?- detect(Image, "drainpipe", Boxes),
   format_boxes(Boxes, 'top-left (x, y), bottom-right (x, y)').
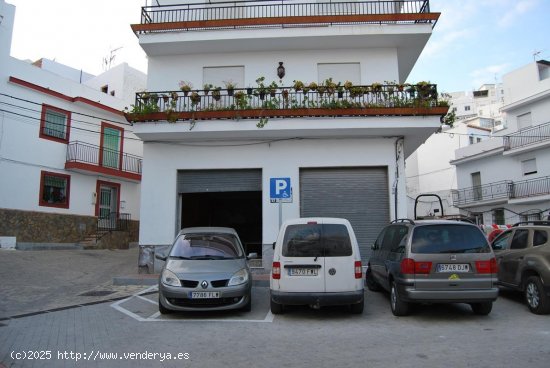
top-left (394, 137), bottom-right (404, 221)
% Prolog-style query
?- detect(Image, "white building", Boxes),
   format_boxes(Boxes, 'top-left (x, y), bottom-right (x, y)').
top-left (449, 84), bottom-right (504, 125)
top-left (0, 0), bottom-right (146, 248)
top-left (451, 60), bottom-right (550, 225)
top-left (127, 0), bottom-right (448, 266)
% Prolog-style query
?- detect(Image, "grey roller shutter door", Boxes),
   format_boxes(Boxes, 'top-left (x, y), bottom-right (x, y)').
top-left (178, 169), bottom-right (262, 193)
top-left (300, 167), bottom-right (390, 262)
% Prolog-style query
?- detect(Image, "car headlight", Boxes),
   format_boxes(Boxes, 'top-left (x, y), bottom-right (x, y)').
top-left (228, 268), bottom-right (249, 286)
top-left (161, 269), bottom-right (181, 287)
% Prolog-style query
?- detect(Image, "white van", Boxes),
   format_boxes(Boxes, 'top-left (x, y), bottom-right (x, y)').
top-left (270, 218), bottom-right (364, 314)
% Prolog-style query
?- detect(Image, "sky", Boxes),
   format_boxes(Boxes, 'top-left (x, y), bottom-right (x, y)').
top-left (7, 0), bottom-right (550, 93)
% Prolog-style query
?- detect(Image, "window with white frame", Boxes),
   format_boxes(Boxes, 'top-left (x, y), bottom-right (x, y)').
top-left (203, 66), bottom-right (245, 90)
top-left (317, 63), bottom-right (361, 85)
top-left (493, 209), bottom-right (505, 225)
top-left (517, 112), bottom-right (532, 130)
top-left (522, 158), bottom-right (537, 176)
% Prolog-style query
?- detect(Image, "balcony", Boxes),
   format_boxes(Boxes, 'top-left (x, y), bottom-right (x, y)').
top-left (124, 82), bottom-right (449, 124)
top-left (503, 121), bottom-right (550, 153)
top-left (131, 0), bottom-right (440, 34)
top-left (65, 141), bottom-right (142, 182)
top-left (452, 176), bottom-right (550, 207)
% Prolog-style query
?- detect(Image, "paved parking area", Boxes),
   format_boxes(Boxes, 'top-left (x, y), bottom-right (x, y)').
top-left (2, 286), bottom-right (548, 368)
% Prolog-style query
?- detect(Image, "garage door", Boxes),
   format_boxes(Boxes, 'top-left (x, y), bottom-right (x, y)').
top-left (177, 169), bottom-right (261, 193)
top-left (300, 167), bottom-right (390, 262)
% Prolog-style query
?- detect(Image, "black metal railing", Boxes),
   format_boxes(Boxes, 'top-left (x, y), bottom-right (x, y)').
top-left (136, 0), bottom-right (435, 31)
top-left (503, 121), bottom-right (550, 151)
top-left (511, 176), bottom-right (550, 199)
top-left (66, 141), bottom-right (142, 175)
top-left (97, 212), bottom-right (131, 233)
top-left (453, 176), bottom-right (550, 206)
top-left (130, 82), bottom-right (440, 118)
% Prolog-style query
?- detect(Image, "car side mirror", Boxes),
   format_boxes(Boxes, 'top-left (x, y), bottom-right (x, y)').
top-left (371, 244), bottom-right (379, 250)
top-left (155, 251), bottom-right (167, 261)
top-left (491, 243), bottom-right (502, 251)
top-left (272, 242), bottom-right (276, 250)
top-left (247, 252), bottom-right (258, 260)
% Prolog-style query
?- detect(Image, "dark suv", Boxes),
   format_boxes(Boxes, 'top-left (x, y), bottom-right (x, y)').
top-left (366, 219), bottom-right (498, 316)
top-left (491, 221), bottom-right (550, 314)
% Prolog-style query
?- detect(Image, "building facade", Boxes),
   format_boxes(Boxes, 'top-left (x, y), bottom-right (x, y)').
top-left (0, 0), bottom-right (146, 249)
top-left (127, 0), bottom-right (448, 267)
top-left (451, 60), bottom-right (550, 225)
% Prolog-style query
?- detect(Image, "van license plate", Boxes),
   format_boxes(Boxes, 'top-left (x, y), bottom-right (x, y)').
top-left (190, 292), bottom-right (220, 299)
top-left (289, 268), bottom-right (318, 276)
top-left (437, 264), bottom-right (470, 273)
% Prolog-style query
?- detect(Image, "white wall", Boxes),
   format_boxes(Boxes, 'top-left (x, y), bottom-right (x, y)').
top-left (85, 63), bottom-right (147, 107)
top-left (147, 48), bottom-right (399, 91)
top-left (139, 137), bottom-right (405, 246)
top-left (0, 0), bottom-right (15, 60)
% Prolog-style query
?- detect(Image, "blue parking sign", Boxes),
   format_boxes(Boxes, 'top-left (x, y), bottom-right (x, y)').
top-left (270, 177), bottom-right (292, 203)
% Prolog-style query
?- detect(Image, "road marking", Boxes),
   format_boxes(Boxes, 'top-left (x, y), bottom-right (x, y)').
top-left (110, 286), bottom-right (273, 323)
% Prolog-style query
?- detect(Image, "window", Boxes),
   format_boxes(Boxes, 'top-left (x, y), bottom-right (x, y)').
top-left (110, 90), bottom-right (115, 97)
top-left (517, 112), bottom-right (532, 130)
top-left (534, 230), bottom-right (548, 247)
top-left (521, 159), bottom-right (537, 176)
top-left (471, 172), bottom-right (482, 200)
top-left (39, 105), bottom-right (71, 143)
top-left (381, 225), bottom-right (408, 253)
top-left (469, 135), bottom-right (474, 144)
top-left (411, 225), bottom-right (490, 254)
top-left (39, 171), bottom-right (70, 208)
top-left (476, 137), bottom-right (482, 143)
top-left (510, 229), bottom-right (528, 250)
top-left (203, 66), bottom-right (245, 89)
top-left (465, 106), bottom-right (471, 111)
top-left (492, 230), bottom-right (513, 250)
top-left (317, 63), bottom-right (361, 84)
top-left (493, 209), bottom-right (505, 225)
top-left (282, 224), bottom-right (352, 257)
top-left (170, 232), bottom-right (244, 259)
top-left (101, 85), bottom-right (108, 94)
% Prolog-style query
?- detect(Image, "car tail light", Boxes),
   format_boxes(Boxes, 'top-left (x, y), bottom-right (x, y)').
top-left (272, 262), bottom-right (281, 279)
top-left (354, 261), bottom-right (362, 279)
top-left (476, 258), bottom-right (498, 274)
top-left (400, 258), bottom-right (432, 274)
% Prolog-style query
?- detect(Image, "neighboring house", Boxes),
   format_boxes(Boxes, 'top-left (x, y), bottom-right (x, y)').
top-left (406, 118), bottom-right (492, 219)
top-left (126, 0), bottom-right (448, 268)
top-left (451, 60), bottom-right (550, 225)
top-left (448, 83), bottom-right (504, 124)
top-left (0, 0), bottom-right (146, 249)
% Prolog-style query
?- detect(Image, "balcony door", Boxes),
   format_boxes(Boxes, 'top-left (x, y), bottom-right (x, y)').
top-left (471, 172), bottom-right (482, 201)
top-left (100, 123), bottom-right (123, 170)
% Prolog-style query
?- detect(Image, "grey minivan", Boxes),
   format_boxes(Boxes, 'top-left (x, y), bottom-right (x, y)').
top-left (156, 227), bottom-right (254, 314)
top-left (366, 219), bottom-right (498, 316)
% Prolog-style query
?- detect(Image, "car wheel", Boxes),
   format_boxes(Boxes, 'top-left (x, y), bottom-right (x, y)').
top-left (390, 281), bottom-right (410, 316)
top-left (470, 301), bottom-right (492, 315)
top-left (366, 269), bottom-right (382, 292)
top-left (350, 298), bottom-right (364, 314)
top-left (158, 297), bottom-right (173, 314)
top-left (525, 276), bottom-right (550, 315)
top-left (270, 299), bottom-right (284, 315)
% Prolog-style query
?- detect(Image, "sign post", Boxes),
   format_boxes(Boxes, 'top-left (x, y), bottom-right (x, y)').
top-left (270, 177), bottom-right (292, 229)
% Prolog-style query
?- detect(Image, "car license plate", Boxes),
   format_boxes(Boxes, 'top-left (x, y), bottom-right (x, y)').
top-left (437, 264), bottom-right (470, 273)
top-left (289, 268), bottom-right (318, 276)
top-left (190, 292), bottom-right (220, 299)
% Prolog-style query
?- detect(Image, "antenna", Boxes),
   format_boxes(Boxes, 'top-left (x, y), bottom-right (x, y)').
top-left (533, 50), bottom-right (541, 61)
top-left (102, 46), bottom-right (123, 71)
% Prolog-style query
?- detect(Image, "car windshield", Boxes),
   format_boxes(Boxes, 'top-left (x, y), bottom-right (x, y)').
top-left (169, 232), bottom-right (244, 259)
top-left (282, 224), bottom-right (352, 257)
top-left (411, 224), bottom-right (490, 254)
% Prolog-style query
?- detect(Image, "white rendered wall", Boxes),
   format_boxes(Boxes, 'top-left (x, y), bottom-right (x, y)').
top-left (85, 63), bottom-right (147, 107)
top-left (138, 137), bottom-right (405, 246)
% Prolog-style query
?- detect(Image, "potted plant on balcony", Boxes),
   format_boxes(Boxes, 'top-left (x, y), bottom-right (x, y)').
top-left (308, 82), bottom-right (318, 92)
top-left (255, 77), bottom-right (267, 100)
top-left (344, 80), bottom-right (353, 91)
top-left (224, 80), bottom-right (236, 96)
top-left (179, 81), bottom-right (193, 96)
top-left (203, 83), bottom-right (213, 95)
top-left (293, 80), bottom-right (304, 93)
top-left (371, 82), bottom-right (383, 93)
top-left (337, 85), bottom-right (345, 98)
top-left (269, 81), bottom-right (278, 98)
top-left (323, 78), bottom-right (337, 96)
top-left (212, 87), bottom-right (222, 101)
top-left (190, 92), bottom-right (201, 106)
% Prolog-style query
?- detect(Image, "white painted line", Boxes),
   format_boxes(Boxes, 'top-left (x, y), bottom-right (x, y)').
top-left (147, 311), bottom-right (161, 320)
top-left (136, 295), bottom-right (158, 305)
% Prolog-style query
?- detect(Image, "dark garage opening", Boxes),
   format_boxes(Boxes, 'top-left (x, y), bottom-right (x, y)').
top-left (181, 191), bottom-right (263, 256)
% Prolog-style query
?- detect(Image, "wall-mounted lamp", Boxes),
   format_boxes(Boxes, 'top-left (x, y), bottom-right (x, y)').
top-left (277, 62), bottom-right (285, 79)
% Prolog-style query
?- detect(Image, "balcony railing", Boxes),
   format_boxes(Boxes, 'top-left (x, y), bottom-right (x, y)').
top-left (125, 82), bottom-right (449, 123)
top-left (452, 176), bottom-right (550, 207)
top-left (131, 0), bottom-right (439, 34)
top-left (66, 141), bottom-right (142, 176)
top-left (503, 121), bottom-right (550, 151)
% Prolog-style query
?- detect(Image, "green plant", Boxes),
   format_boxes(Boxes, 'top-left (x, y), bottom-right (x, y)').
top-left (190, 92), bottom-right (201, 106)
top-left (371, 82), bottom-right (382, 92)
top-left (203, 83), bottom-right (213, 95)
top-left (308, 82), bottom-right (318, 91)
top-left (224, 80), bottom-right (237, 92)
top-left (269, 81), bottom-right (278, 97)
top-left (344, 80), bottom-right (353, 91)
top-left (179, 81), bottom-right (192, 95)
top-left (323, 78), bottom-right (337, 95)
top-left (293, 80), bottom-right (304, 92)
top-left (212, 87), bottom-right (222, 101)
top-left (234, 91), bottom-right (248, 109)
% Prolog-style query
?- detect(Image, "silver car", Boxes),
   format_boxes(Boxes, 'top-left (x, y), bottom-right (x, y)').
top-left (367, 220), bottom-right (499, 316)
top-left (156, 227), bottom-right (254, 313)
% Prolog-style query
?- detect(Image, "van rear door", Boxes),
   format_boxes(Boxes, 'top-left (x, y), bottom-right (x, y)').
top-left (323, 222), bottom-right (359, 293)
